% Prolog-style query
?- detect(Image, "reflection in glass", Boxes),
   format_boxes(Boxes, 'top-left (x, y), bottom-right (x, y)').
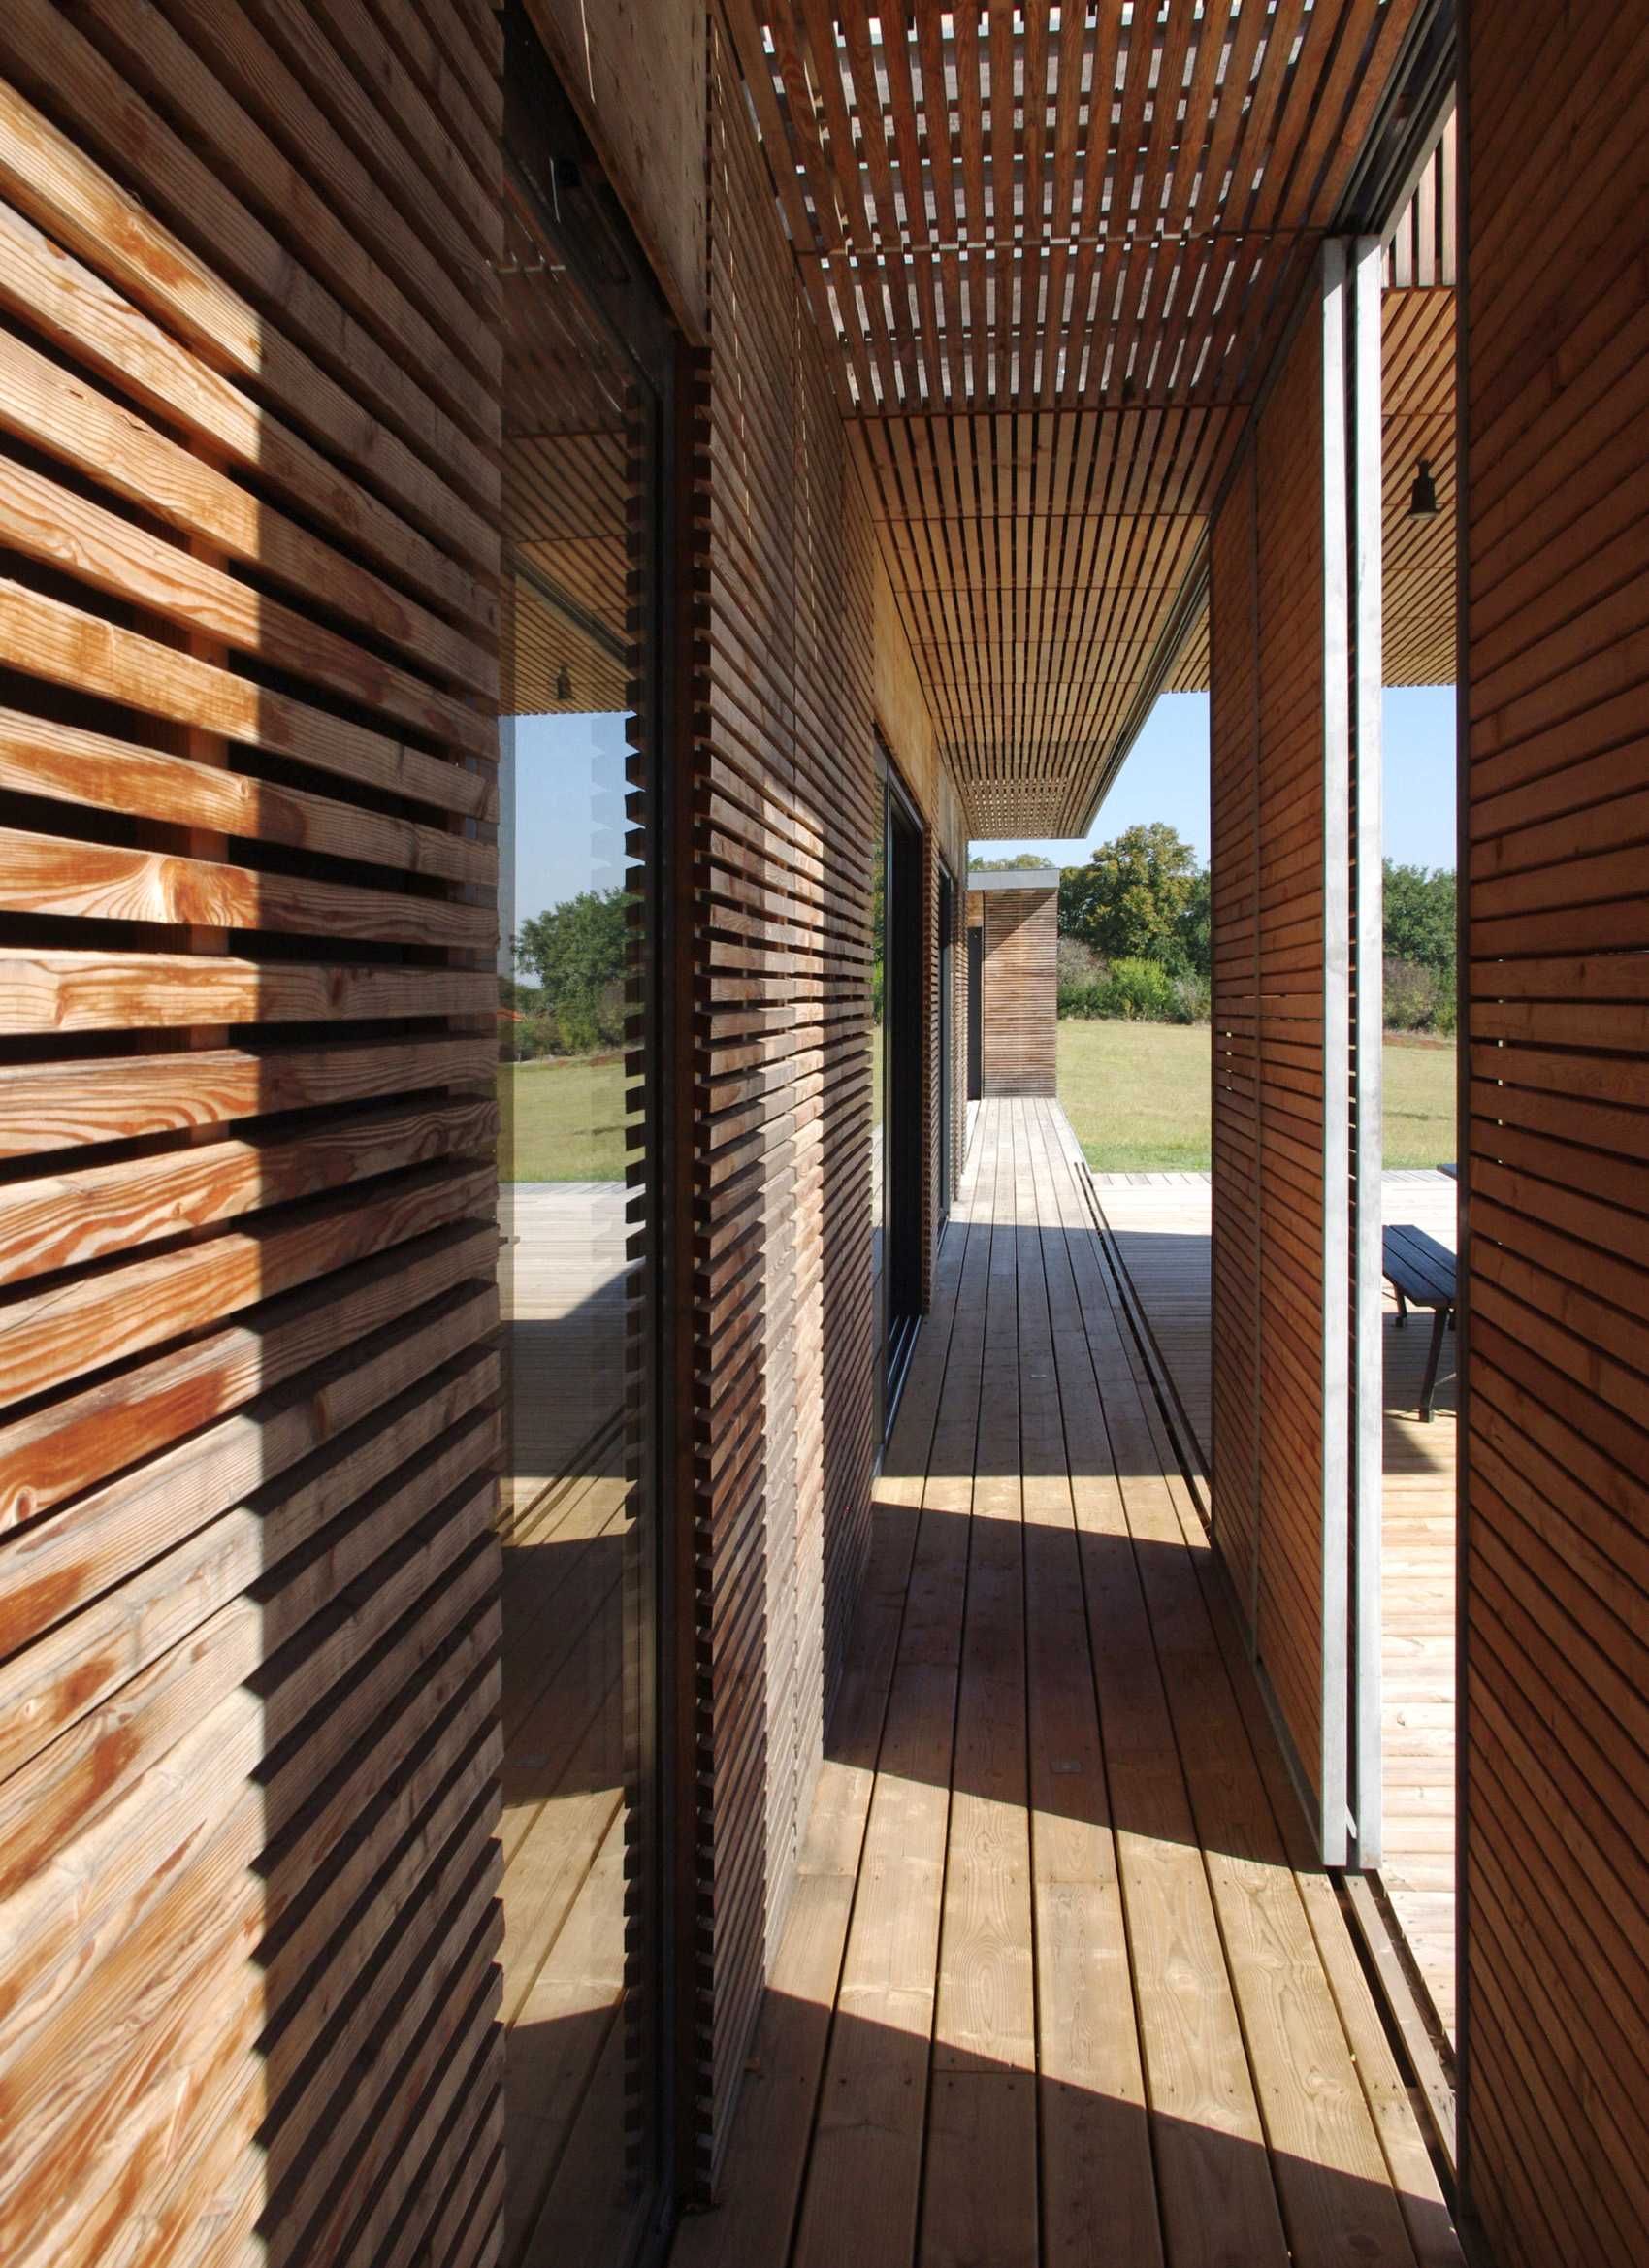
top-left (495, 165), bottom-right (659, 2265)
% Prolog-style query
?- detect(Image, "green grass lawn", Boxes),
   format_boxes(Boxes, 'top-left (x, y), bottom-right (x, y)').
top-left (1057, 1021), bottom-right (1456, 1173)
top-left (501, 1053), bottom-right (629, 1182)
top-left (501, 1021), bottom-right (1455, 1182)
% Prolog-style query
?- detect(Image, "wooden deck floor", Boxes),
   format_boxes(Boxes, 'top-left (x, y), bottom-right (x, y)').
top-left (1095, 1169), bottom-right (1458, 2041)
top-left (672, 1101), bottom-right (1460, 2268)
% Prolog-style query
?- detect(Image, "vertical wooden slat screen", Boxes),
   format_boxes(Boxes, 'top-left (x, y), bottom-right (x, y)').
top-left (1461, 8), bottom-right (1649, 2261)
top-left (0, 6), bottom-right (505, 2266)
top-left (694, 7), bottom-right (880, 2187)
top-left (1210, 286), bottom-right (1336, 1830)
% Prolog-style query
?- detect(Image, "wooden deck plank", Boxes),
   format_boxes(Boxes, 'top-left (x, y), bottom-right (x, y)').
top-left (788, 1114), bottom-right (1006, 2268)
top-left (1018, 1103), bottom-right (1166, 2268)
top-left (921, 1103), bottom-right (1038, 2268)
top-left (669, 1132), bottom-right (987, 2267)
top-left (1096, 1166), bottom-right (1459, 2040)
top-left (670, 1101), bottom-right (1456, 2268)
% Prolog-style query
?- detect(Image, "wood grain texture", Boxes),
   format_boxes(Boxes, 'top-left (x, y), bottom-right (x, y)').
top-left (522, 0), bottom-right (707, 343)
top-left (0, 15), bottom-right (505, 2266)
top-left (670, 1100), bottom-right (1461, 2268)
top-left (694, 14), bottom-right (880, 2187)
top-left (694, 13), bottom-right (959, 2188)
top-left (713, 1), bottom-right (1426, 838)
top-left (967, 886), bottom-right (1058, 1099)
top-left (1461, 10), bottom-right (1649, 2263)
top-left (1210, 299), bottom-right (1333, 1812)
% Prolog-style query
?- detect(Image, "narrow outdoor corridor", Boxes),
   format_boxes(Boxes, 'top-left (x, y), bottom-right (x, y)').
top-left (672, 1101), bottom-right (1459, 2268)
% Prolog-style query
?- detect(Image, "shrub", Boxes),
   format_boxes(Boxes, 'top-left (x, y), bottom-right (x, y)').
top-left (1171, 973), bottom-right (1211, 1024)
top-left (1383, 955), bottom-right (1442, 1032)
top-left (1097, 956), bottom-right (1182, 1022)
top-left (1057, 937), bottom-right (1108, 1018)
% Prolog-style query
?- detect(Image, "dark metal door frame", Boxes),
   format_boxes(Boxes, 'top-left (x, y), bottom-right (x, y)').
top-left (937, 864), bottom-right (954, 1218)
top-left (966, 923), bottom-right (984, 1101)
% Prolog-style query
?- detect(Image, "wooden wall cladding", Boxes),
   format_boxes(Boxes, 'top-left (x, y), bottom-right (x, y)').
top-left (968, 888), bottom-right (1059, 1098)
top-left (694, 7), bottom-right (881, 2189)
top-left (0, 8), bottom-right (505, 2265)
top-left (1460, 9), bottom-right (1649, 2263)
top-left (1210, 463), bottom-right (1264, 1632)
top-left (869, 545), bottom-right (968, 1291)
top-left (1209, 303), bottom-right (1330, 1810)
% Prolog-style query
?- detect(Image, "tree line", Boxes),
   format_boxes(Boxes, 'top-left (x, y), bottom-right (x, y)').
top-left (972, 825), bottom-right (1456, 1031)
top-left (502, 825), bottom-right (1457, 1063)
top-left (503, 886), bottom-right (630, 1060)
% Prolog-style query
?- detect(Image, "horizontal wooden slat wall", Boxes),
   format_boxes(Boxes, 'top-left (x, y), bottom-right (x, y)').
top-left (1210, 458), bottom-right (1264, 1631)
top-left (969, 888), bottom-right (1059, 1098)
top-left (694, 7), bottom-right (880, 2189)
top-left (869, 547), bottom-right (968, 1295)
top-left (1461, 8), bottom-right (1649, 2264)
top-left (1209, 299), bottom-right (1333, 1817)
top-left (0, 6), bottom-right (506, 2266)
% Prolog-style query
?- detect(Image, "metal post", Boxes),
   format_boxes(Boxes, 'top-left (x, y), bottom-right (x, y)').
top-left (1350, 234), bottom-right (1386, 1870)
top-left (1319, 238), bottom-right (1352, 1868)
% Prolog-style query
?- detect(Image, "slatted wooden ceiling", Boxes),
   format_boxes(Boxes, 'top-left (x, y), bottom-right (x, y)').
top-left (1171, 282), bottom-right (1457, 697)
top-left (852, 401), bottom-right (1236, 832)
top-left (501, 187), bottom-right (631, 717)
top-left (722, 0), bottom-right (1424, 834)
top-left (1173, 124), bottom-right (1459, 698)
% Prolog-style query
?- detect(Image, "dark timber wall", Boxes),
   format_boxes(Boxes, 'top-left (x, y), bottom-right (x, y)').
top-left (0, 7), bottom-right (505, 2263)
top-left (1461, 8), bottom-right (1649, 2262)
top-left (1209, 299), bottom-right (1332, 1815)
top-left (964, 886), bottom-right (1059, 1098)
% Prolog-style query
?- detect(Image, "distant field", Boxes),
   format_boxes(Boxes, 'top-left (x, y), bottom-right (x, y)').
top-left (501, 1021), bottom-right (1456, 1182)
top-left (1057, 1021), bottom-right (1456, 1173)
top-left (501, 1054), bottom-right (628, 1182)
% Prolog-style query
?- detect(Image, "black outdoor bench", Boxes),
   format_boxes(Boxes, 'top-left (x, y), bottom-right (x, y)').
top-left (1382, 1224), bottom-right (1457, 1421)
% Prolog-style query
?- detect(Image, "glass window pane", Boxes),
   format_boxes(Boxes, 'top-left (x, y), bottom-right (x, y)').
top-left (497, 174), bottom-right (661, 2262)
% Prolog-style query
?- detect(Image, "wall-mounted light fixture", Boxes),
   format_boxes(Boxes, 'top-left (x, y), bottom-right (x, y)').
top-left (1408, 457), bottom-right (1439, 517)
top-left (556, 662), bottom-right (573, 702)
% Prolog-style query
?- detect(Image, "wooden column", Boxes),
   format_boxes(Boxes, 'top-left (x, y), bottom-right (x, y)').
top-left (1210, 239), bottom-right (1381, 1867)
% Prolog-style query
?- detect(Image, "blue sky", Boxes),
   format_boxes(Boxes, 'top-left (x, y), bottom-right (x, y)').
top-left (501, 709), bottom-right (631, 969)
top-left (501, 682), bottom-right (1459, 961)
top-left (968, 685), bottom-right (1459, 873)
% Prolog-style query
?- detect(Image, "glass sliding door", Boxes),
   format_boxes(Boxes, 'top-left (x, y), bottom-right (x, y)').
top-left (870, 746), bottom-right (889, 1434)
top-left (880, 751), bottom-right (926, 1416)
top-left (496, 19), bottom-right (678, 2263)
top-left (938, 864), bottom-right (955, 1220)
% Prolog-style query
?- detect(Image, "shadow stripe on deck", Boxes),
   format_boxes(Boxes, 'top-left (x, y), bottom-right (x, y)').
top-left (671, 1100), bottom-right (1461, 2268)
